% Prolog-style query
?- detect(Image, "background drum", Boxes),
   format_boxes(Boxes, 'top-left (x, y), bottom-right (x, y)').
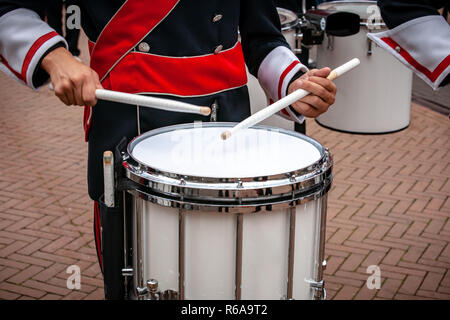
top-left (315, 1), bottom-right (413, 134)
top-left (123, 123), bottom-right (332, 300)
top-left (246, 8), bottom-right (301, 131)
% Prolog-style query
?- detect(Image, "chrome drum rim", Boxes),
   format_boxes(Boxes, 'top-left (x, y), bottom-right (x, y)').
top-left (123, 122), bottom-right (333, 210)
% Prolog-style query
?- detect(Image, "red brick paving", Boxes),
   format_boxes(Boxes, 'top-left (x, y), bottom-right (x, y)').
top-left (0, 34), bottom-right (449, 300)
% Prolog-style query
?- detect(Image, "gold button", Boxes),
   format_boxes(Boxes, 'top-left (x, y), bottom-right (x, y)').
top-left (395, 46), bottom-right (401, 53)
top-left (213, 14), bottom-right (223, 22)
top-left (214, 45), bottom-right (223, 54)
top-left (138, 42), bottom-right (150, 53)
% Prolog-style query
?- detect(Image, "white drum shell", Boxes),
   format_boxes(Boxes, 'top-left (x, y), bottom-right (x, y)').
top-left (315, 6), bottom-right (413, 133)
top-left (133, 198), bottom-right (324, 300)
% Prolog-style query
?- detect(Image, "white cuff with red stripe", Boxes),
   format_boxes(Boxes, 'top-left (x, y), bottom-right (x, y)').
top-left (0, 8), bottom-right (67, 89)
top-left (368, 15), bottom-right (450, 91)
top-left (257, 46), bottom-right (308, 123)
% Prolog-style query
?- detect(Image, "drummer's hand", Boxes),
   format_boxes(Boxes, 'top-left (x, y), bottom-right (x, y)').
top-left (288, 68), bottom-right (337, 118)
top-left (41, 47), bottom-right (102, 106)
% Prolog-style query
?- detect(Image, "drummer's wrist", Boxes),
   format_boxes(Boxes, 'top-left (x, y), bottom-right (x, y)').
top-left (286, 70), bottom-right (306, 116)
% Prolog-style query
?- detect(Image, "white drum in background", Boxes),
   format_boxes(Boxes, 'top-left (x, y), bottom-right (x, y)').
top-left (123, 123), bottom-right (333, 300)
top-left (247, 8), bottom-right (300, 131)
top-left (315, 1), bottom-right (413, 134)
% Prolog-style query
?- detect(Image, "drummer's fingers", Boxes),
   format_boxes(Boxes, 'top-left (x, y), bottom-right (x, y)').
top-left (299, 94), bottom-right (329, 113)
top-left (82, 71), bottom-right (101, 106)
top-left (297, 79), bottom-right (334, 105)
top-left (73, 82), bottom-right (84, 106)
top-left (308, 76), bottom-right (337, 96)
top-left (291, 101), bottom-right (321, 118)
top-left (54, 79), bottom-right (74, 106)
top-left (309, 67), bottom-right (331, 78)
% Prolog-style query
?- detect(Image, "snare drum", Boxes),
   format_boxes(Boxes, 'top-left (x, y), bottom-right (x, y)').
top-left (247, 8), bottom-right (300, 131)
top-left (315, 1), bottom-right (413, 134)
top-left (123, 122), bottom-right (332, 300)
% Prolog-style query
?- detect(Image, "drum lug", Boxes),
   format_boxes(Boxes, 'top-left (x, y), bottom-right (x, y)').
top-left (136, 286), bottom-right (149, 298)
top-left (146, 279), bottom-right (160, 300)
top-left (237, 179), bottom-right (243, 188)
top-left (140, 279), bottom-right (179, 300)
top-left (135, 165), bottom-right (143, 175)
top-left (305, 279), bottom-right (326, 300)
top-left (294, 32), bottom-right (303, 54)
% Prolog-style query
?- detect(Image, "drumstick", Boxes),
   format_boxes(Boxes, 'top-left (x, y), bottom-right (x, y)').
top-left (95, 89), bottom-right (211, 116)
top-left (221, 58), bottom-right (361, 140)
top-left (49, 85), bottom-right (211, 116)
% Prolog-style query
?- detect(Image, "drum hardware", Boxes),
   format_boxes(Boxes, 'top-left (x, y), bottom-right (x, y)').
top-left (315, 195), bottom-right (328, 300)
top-left (146, 279), bottom-right (160, 300)
top-left (122, 268), bottom-right (134, 277)
top-left (133, 197), bottom-right (147, 299)
top-left (178, 207), bottom-right (186, 300)
top-left (286, 206), bottom-right (296, 299)
top-left (360, 22), bottom-right (385, 30)
top-left (294, 32), bottom-right (303, 54)
top-left (299, 9), bottom-right (360, 47)
top-left (235, 214), bottom-right (244, 299)
top-left (305, 279), bottom-right (326, 300)
top-left (136, 105), bottom-right (141, 135)
top-left (129, 277), bottom-right (181, 300)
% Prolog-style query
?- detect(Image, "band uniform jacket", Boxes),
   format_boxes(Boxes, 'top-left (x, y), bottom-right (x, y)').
top-left (368, 0), bottom-right (450, 90)
top-left (0, 0), bottom-right (308, 201)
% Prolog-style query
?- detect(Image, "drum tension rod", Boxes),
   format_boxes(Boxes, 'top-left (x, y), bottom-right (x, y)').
top-left (305, 279), bottom-right (326, 300)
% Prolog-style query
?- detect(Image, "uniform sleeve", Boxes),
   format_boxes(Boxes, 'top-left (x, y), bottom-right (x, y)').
top-left (377, 0), bottom-right (446, 29)
top-left (367, 0), bottom-right (450, 90)
top-left (240, 0), bottom-right (308, 123)
top-left (0, 1), bottom-right (67, 89)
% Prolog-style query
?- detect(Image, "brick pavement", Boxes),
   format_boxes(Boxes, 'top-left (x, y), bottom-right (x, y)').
top-left (0, 36), bottom-right (449, 300)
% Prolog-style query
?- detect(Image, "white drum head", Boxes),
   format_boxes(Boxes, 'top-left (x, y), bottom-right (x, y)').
top-left (131, 125), bottom-right (322, 179)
